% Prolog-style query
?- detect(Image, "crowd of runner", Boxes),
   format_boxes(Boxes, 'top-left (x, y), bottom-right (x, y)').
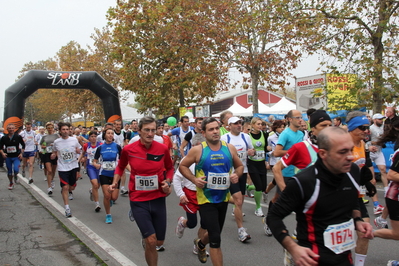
top-left (1, 107), bottom-right (399, 266)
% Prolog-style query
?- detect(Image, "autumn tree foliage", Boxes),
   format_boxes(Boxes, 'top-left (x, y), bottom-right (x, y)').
top-left (227, 0), bottom-right (302, 114)
top-left (291, 0), bottom-right (399, 112)
top-left (108, 0), bottom-right (237, 114)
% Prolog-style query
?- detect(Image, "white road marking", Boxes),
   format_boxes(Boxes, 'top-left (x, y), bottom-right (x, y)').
top-left (19, 174), bottom-right (137, 266)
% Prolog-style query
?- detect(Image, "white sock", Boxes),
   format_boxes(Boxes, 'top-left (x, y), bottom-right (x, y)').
top-left (355, 253), bottom-right (367, 266)
top-left (65, 205), bottom-right (70, 210)
top-left (121, 186), bottom-right (125, 190)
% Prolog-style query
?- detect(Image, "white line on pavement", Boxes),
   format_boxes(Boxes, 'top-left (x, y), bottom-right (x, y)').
top-left (18, 174), bottom-right (137, 266)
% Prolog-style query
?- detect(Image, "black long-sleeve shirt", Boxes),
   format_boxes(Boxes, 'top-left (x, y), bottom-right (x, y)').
top-left (0, 134), bottom-right (25, 157)
top-left (267, 158), bottom-right (360, 265)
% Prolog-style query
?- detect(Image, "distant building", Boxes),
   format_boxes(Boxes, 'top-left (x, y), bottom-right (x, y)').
top-left (210, 87), bottom-right (294, 115)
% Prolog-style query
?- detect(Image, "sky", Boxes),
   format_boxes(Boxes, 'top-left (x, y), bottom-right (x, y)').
top-left (0, 0), bottom-right (321, 122)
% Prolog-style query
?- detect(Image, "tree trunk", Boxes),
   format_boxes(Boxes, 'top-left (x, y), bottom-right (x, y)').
top-left (179, 88), bottom-right (184, 108)
top-left (251, 70), bottom-right (259, 114)
top-left (372, 0), bottom-right (388, 113)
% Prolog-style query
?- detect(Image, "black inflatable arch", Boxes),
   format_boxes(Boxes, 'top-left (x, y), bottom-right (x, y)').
top-left (3, 70), bottom-right (122, 131)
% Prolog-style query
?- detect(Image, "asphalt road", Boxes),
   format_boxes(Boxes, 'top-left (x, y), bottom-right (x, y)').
top-left (17, 166), bottom-right (398, 266)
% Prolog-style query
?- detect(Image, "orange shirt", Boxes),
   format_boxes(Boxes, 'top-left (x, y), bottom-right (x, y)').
top-left (352, 141), bottom-right (366, 168)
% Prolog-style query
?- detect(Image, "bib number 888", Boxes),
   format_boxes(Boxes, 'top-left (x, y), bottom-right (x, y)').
top-left (212, 176), bottom-right (227, 185)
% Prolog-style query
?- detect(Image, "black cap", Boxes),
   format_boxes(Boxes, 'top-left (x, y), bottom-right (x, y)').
top-left (309, 110), bottom-right (331, 128)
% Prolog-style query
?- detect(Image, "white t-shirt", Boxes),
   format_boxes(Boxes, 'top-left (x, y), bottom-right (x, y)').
top-left (114, 131), bottom-right (125, 146)
top-left (221, 132), bottom-right (253, 173)
top-left (35, 133), bottom-right (45, 152)
top-left (20, 130), bottom-right (36, 152)
top-left (53, 137), bottom-right (80, 171)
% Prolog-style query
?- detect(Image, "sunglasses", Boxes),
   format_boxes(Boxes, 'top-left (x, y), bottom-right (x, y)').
top-left (357, 125), bottom-right (370, 131)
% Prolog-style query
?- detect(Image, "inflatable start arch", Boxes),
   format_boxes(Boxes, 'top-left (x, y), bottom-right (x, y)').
top-left (3, 70), bottom-right (122, 131)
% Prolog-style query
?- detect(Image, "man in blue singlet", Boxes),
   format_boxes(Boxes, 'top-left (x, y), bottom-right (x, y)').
top-left (179, 117), bottom-right (243, 265)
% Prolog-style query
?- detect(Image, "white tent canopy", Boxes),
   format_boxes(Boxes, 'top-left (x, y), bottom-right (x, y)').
top-left (121, 104), bottom-right (143, 121)
top-left (265, 97), bottom-right (296, 114)
top-left (212, 102), bottom-right (252, 117)
top-left (228, 102), bottom-right (253, 116)
top-left (241, 100), bottom-right (271, 116)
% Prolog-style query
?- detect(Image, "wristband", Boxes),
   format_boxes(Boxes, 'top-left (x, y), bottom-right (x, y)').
top-left (353, 217), bottom-right (364, 223)
top-left (165, 181), bottom-right (171, 187)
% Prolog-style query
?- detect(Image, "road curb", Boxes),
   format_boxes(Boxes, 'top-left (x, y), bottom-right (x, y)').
top-left (18, 174), bottom-right (136, 266)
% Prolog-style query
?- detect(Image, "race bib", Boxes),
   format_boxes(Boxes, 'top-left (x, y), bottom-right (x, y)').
top-left (46, 146), bottom-right (53, 153)
top-left (323, 219), bottom-right (356, 254)
top-left (252, 150), bottom-right (265, 160)
top-left (207, 172), bottom-right (230, 190)
top-left (87, 151), bottom-right (95, 162)
top-left (102, 161), bottom-right (116, 171)
top-left (359, 185), bottom-right (366, 198)
top-left (61, 151), bottom-right (75, 163)
top-left (6, 146), bottom-right (17, 153)
top-left (135, 175), bottom-right (158, 191)
top-left (237, 150), bottom-right (247, 160)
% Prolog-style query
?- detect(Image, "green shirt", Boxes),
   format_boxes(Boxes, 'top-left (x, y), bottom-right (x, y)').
top-left (220, 126), bottom-right (229, 136)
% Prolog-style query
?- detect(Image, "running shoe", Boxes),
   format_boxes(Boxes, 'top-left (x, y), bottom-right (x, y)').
top-left (65, 208), bottom-right (72, 218)
top-left (8, 183), bottom-right (14, 190)
top-left (120, 188), bottom-right (128, 195)
top-left (83, 169), bottom-right (87, 175)
top-left (263, 217), bottom-right (273, 236)
top-left (40, 164), bottom-right (43, 170)
top-left (51, 180), bottom-right (55, 189)
top-left (362, 198), bottom-right (369, 204)
top-left (255, 208), bottom-right (265, 217)
top-left (374, 216), bottom-right (388, 229)
top-left (175, 216), bottom-right (186, 238)
top-left (128, 209), bottom-right (135, 222)
top-left (110, 200), bottom-right (114, 207)
top-left (28, 178), bottom-right (34, 184)
top-left (105, 214), bottom-right (112, 224)
top-left (388, 261), bottom-right (399, 266)
top-left (89, 188), bottom-right (93, 201)
top-left (95, 203), bottom-right (101, 213)
top-left (238, 228), bottom-right (251, 242)
top-left (374, 205), bottom-right (384, 215)
top-left (193, 238), bottom-right (207, 263)
top-left (14, 176), bottom-right (19, 184)
top-left (22, 170), bottom-right (25, 177)
top-left (69, 192), bottom-right (73, 200)
top-left (192, 244), bottom-right (210, 256)
top-left (263, 192), bottom-right (268, 203)
top-left (156, 245), bottom-right (165, 251)
top-left (47, 187), bottom-right (53, 195)
top-left (44, 176), bottom-right (47, 181)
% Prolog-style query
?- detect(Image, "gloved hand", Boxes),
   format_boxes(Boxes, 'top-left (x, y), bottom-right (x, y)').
top-left (360, 166), bottom-right (373, 186)
top-left (365, 181), bottom-right (377, 197)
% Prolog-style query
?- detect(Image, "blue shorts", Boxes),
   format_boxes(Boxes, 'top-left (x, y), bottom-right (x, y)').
top-left (23, 151), bottom-right (36, 158)
top-left (130, 197), bottom-right (167, 240)
top-left (87, 166), bottom-right (100, 181)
